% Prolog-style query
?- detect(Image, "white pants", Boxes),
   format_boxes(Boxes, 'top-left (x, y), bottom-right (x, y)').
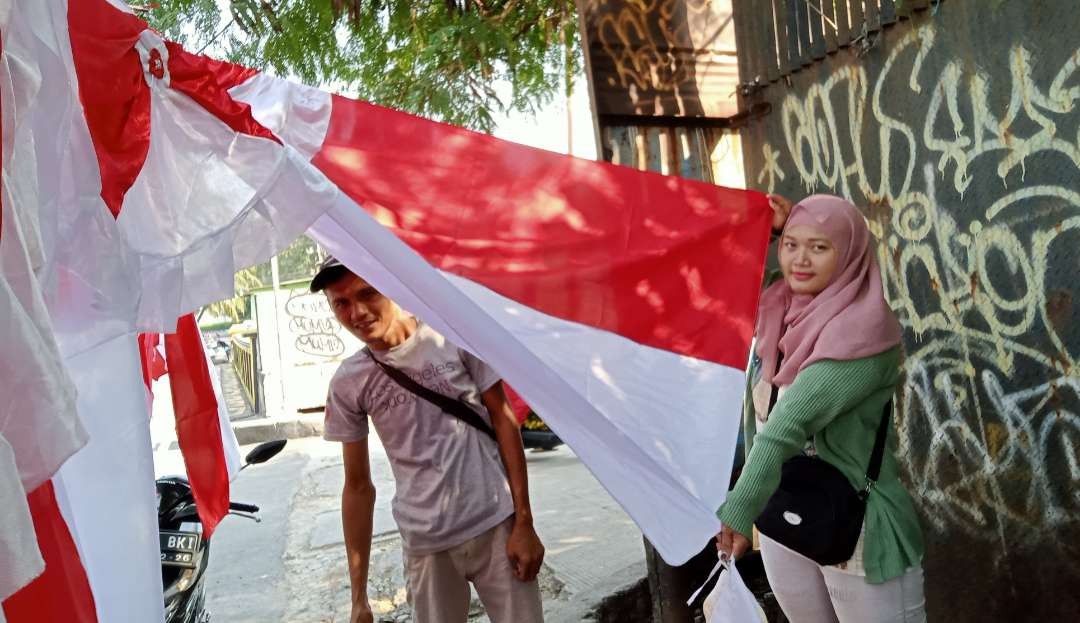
top-left (759, 533), bottom-right (926, 623)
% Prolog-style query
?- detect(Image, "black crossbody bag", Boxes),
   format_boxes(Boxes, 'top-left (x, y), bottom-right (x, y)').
top-left (367, 350), bottom-right (497, 442)
top-left (753, 350), bottom-right (892, 566)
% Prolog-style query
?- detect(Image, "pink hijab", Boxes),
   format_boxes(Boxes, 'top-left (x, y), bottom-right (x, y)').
top-left (755, 195), bottom-right (902, 386)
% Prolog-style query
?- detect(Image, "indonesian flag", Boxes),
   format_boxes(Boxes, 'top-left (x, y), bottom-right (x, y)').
top-left (143, 315), bottom-right (243, 540)
top-left (248, 68), bottom-right (770, 568)
top-left (1, 0), bottom-right (769, 620)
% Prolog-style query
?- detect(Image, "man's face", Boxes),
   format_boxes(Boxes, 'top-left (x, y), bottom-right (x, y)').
top-left (323, 273), bottom-right (400, 345)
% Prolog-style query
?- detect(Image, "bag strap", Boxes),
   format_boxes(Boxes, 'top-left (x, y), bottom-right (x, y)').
top-left (862, 399), bottom-right (892, 497)
top-left (367, 351), bottom-right (497, 442)
top-left (766, 349), bottom-right (784, 415)
top-left (767, 344), bottom-right (893, 497)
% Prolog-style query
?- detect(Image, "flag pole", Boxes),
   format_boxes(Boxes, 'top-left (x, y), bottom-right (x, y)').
top-left (269, 255), bottom-right (288, 419)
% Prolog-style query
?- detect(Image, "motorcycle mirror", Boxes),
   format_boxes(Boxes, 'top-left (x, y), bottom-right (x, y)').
top-left (244, 440), bottom-right (287, 465)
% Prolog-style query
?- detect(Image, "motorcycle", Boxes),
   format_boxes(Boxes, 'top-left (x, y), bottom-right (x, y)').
top-left (157, 440), bottom-right (287, 623)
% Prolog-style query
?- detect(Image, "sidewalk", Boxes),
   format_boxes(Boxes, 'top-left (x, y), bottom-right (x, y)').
top-left (273, 437), bottom-right (647, 622)
top-left (216, 361), bottom-right (325, 445)
top-left (213, 363), bottom-right (650, 621)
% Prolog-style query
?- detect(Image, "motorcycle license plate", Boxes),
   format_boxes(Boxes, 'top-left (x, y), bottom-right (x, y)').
top-left (160, 531), bottom-right (200, 568)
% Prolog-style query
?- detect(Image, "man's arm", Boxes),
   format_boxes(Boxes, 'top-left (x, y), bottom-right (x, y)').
top-left (481, 381), bottom-right (545, 582)
top-left (341, 439), bottom-right (376, 623)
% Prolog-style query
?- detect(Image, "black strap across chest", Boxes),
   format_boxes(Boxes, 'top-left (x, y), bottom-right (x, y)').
top-left (367, 350), bottom-right (497, 442)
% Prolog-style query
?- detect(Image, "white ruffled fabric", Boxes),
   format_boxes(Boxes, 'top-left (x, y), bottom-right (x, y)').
top-left (118, 31), bottom-right (336, 333)
top-left (0, 435), bottom-right (42, 602)
top-left (1, 6), bottom-right (334, 619)
top-left (0, 0), bottom-right (87, 601)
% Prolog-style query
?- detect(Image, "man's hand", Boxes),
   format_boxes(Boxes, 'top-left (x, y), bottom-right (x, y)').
top-left (768, 194), bottom-right (794, 232)
top-left (350, 600), bottom-right (373, 623)
top-left (506, 520), bottom-right (545, 582)
top-left (715, 525), bottom-right (751, 562)
top-left (483, 382), bottom-right (545, 582)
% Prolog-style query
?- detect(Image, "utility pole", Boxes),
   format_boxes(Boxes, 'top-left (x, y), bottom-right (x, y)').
top-left (643, 538), bottom-right (720, 621)
top-left (269, 254), bottom-right (288, 418)
top-left (562, 3), bottom-right (574, 156)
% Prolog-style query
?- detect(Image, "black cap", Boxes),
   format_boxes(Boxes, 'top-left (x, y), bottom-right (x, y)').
top-left (309, 256), bottom-right (351, 293)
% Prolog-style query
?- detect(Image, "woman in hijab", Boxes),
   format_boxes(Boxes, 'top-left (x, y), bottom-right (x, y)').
top-left (716, 194), bottom-right (925, 622)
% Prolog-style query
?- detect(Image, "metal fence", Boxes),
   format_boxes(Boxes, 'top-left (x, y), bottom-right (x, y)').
top-left (603, 125), bottom-right (713, 181)
top-left (732, 0), bottom-right (937, 84)
top-left (600, 120), bottom-right (751, 190)
top-left (230, 334), bottom-right (260, 414)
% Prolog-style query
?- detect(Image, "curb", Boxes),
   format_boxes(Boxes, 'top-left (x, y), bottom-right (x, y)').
top-left (231, 413), bottom-right (325, 446)
top-left (543, 561), bottom-right (648, 622)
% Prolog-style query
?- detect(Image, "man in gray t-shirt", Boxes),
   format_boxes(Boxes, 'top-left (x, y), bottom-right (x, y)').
top-left (312, 257), bottom-right (545, 623)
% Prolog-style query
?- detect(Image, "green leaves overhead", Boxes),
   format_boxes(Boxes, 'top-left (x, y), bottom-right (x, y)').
top-left (145, 0), bottom-right (580, 132)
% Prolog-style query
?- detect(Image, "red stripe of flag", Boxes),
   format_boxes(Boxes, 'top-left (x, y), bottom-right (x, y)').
top-left (67, 0), bottom-right (149, 218)
top-left (69, 0), bottom-right (772, 369)
top-left (138, 333), bottom-right (168, 398)
top-left (163, 315), bottom-right (230, 540)
top-left (311, 97), bottom-right (772, 369)
top-left (3, 481), bottom-right (97, 622)
top-left (164, 42), bottom-right (279, 144)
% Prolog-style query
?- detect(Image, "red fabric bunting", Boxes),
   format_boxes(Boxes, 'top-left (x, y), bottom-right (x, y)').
top-left (3, 481), bottom-right (98, 623)
top-left (67, 0), bottom-right (150, 218)
top-left (163, 315), bottom-right (230, 540)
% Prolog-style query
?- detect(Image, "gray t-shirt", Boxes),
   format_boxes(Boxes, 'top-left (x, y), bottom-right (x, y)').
top-left (323, 321), bottom-right (514, 555)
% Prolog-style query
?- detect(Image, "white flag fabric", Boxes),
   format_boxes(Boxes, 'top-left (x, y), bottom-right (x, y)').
top-left (0, 437), bottom-right (42, 602)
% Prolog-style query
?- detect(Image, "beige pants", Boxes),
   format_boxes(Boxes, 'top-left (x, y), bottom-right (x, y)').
top-left (403, 517), bottom-right (544, 623)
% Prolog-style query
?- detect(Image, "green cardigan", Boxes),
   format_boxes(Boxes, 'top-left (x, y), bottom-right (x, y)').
top-left (717, 348), bottom-right (924, 583)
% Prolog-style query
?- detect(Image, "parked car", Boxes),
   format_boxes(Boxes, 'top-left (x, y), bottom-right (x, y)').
top-left (520, 412), bottom-right (563, 451)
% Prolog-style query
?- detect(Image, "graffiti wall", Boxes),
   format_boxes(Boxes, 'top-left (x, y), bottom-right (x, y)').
top-left (253, 284), bottom-right (362, 417)
top-left (283, 290), bottom-right (347, 360)
top-left (578, 0), bottom-right (739, 118)
top-left (735, 2), bottom-right (1080, 620)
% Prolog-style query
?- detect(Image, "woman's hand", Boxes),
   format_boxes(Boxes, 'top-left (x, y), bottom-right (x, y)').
top-left (715, 525), bottom-right (751, 562)
top-left (767, 194), bottom-right (793, 232)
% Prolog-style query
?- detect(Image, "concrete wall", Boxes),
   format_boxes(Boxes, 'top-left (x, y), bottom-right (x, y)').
top-left (253, 283), bottom-right (362, 418)
top-left (733, 2), bottom-right (1080, 620)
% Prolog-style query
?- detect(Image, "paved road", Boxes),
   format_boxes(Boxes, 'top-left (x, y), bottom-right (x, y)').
top-left (156, 435), bottom-right (646, 622)
top-left (215, 361), bottom-right (256, 421)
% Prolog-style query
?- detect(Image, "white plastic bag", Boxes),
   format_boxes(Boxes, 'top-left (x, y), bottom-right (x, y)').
top-left (688, 554), bottom-right (768, 623)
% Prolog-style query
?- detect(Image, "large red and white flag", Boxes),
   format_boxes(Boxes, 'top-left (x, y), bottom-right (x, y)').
top-left (2, 0), bottom-right (769, 619)
top-left (238, 64), bottom-right (771, 567)
top-left (160, 314), bottom-right (243, 539)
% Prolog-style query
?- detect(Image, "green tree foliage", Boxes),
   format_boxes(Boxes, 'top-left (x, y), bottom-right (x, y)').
top-left (251, 234), bottom-right (325, 285)
top-left (144, 0), bottom-right (580, 132)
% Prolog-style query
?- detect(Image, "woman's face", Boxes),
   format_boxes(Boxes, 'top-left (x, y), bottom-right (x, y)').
top-left (779, 224), bottom-right (840, 295)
